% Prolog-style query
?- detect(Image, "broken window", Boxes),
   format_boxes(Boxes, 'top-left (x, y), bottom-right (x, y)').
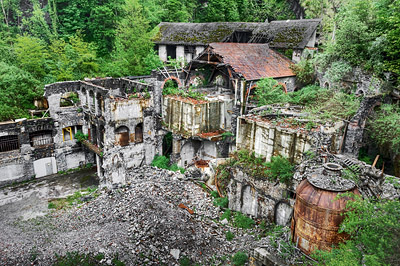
top-left (115, 126), bottom-right (129, 146)
top-left (60, 92), bottom-right (80, 107)
top-left (62, 127), bottom-right (73, 141)
top-left (167, 45), bottom-right (176, 59)
top-left (62, 126), bottom-right (82, 142)
top-left (30, 130), bottom-right (53, 147)
top-left (0, 135), bottom-right (19, 152)
top-left (135, 123), bottom-right (143, 143)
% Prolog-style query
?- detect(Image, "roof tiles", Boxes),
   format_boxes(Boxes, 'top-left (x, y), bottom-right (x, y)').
top-left (209, 43), bottom-right (295, 80)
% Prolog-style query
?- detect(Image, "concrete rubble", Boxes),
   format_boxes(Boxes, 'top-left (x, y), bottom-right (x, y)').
top-left (0, 167), bottom-right (270, 266)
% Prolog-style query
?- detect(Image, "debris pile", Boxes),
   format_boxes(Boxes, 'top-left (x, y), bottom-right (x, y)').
top-left (0, 167), bottom-right (264, 265)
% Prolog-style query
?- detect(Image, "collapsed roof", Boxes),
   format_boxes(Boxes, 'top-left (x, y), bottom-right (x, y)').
top-left (153, 19), bottom-right (321, 49)
top-left (193, 43), bottom-right (295, 80)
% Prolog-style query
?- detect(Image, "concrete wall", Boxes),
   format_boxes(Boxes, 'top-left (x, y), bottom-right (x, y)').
top-left (159, 45), bottom-right (167, 62)
top-left (227, 168), bottom-right (296, 223)
top-left (236, 116), bottom-right (344, 164)
top-left (162, 96), bottom-right (233, 137)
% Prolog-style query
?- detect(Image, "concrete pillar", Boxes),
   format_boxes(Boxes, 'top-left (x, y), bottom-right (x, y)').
top-left (94, 94), bottom-right (99, 115)
top-left (195, 46), bottom-right (204, 56)
top-left (185, 53), bottom-right (192, 63)
top-left (86, 90), bottom-right (91, 111)
top-left (176, 45), bottom-right (185, 66)
top-left (159, 45), bottom-right (167, 62)
top-left (96, 154), bottom-right (102, 178)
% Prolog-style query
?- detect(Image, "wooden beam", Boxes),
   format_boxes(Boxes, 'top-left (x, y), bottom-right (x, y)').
top-left (372, 155), bottom-right (380, 168)
top-left (191, 59), bottom-right (222, 65)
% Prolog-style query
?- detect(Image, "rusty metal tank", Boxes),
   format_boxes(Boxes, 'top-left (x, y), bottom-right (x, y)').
top-left (291, 163), bottom-right (361, 255)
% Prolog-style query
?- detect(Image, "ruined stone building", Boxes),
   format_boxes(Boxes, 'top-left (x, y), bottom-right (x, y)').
top-left (154, 19), bottom-right (321, 64)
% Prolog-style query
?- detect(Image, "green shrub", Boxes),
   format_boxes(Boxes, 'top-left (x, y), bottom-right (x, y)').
top-left (48, 202), bottom-right (56, 209)
top-left (290, 59), bottom-right (315, 85)
top-left (233, 212), bottom-right (255, 229)
top-left (221, 209), bottom-right (232, 221)
top-left (210, 191), bottom-right (219, 198)
top-left (266, 156), bottom-right (294, 185)
top-left (74, 131), bottom-right (88, 143)
top-left (151, 155), bottom-right (186, 173)
top-left (151, 155), bottom-right (170, 170)
top-left (232, 251), bottom-right (248, 266)
top-left (254, 77), bottom-right (291, 106)
top-left (225, 231), bottom-right (235, 241)
top-left (213, 197), bottom-right (229, 208)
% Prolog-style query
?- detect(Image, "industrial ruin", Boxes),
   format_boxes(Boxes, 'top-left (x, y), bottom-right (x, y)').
top-left (0, 18), bottom-right (399, 265)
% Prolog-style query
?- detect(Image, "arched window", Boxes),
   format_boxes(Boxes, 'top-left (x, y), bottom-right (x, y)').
top-left (115, 126), bottom-right (129, 146)
top-left (135, 123), bottom-right (143, 143)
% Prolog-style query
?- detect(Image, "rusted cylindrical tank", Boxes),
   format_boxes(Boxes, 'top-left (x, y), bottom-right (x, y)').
top-left (291, 163), bottom-right (361, 255)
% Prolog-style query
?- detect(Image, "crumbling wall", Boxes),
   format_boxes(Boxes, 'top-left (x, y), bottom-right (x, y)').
top-left (236, 115), bottom-right (344, 164)
top-left (162, 96), bottom-right (233, 136)
top-left (343, 96), bottom-right (382, 157)
top-left (227, 168), bottom-right (296, 223)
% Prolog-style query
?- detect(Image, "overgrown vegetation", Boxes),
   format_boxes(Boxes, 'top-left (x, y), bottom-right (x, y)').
top-left (163, 80), bottom-right (205, 101)
top-left (313, 194), bottom-right (400, 266)
top-left (215, 150), bottom-right (294, 196)
top-left (74, 131), bottom-right (89, 143)
top-left (151, 155), bottom-right (185, 173)
top-left (254, 82), bottom-right (361, 121)
top-left (367, 104), bottom-right (400, 176)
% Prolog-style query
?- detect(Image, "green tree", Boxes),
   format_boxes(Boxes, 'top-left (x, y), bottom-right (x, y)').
top-left (22, 0), bottom-right (54, 41)
top-left (162, 0), bottom-right (190, 22)
top-left (0, 62), bottom-right (42, 121)
top-left (14, 34), bottom-right (49, 80)
top-left (254, 77), bottom-right (290, 106)
top-left (48, 34), bottom-right (99, 81)
top-left (314, 195), bottom-right (400, 265)
top-left (109, 0), bottom-right (161, 76)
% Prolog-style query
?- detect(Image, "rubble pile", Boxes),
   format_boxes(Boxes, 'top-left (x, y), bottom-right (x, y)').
top-left (0, 167), bottom-right (264, 265)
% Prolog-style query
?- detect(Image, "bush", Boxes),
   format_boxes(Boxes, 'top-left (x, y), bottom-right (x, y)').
top-left (213, 197), bottom-right (229, 208)
top-left (290, 59), bottom-right (315, 85)
top-left (266, 156), bottom-right (294, 185)
top-left (151, 155), bottom-right (185, 173)
top-left (232, 251), bottom-right (248, 266)
top-left (74, 131), bottom-right (88, 143)
top-left (221, 209), bottom-right (232, 221)
top-left (233, 212), bottom-right (255, 229)
top-left (254, 77), bottom-right (291, 106)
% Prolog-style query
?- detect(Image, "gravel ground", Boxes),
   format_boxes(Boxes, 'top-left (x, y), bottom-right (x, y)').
top-left (0, 167), bottom-right (265, 265)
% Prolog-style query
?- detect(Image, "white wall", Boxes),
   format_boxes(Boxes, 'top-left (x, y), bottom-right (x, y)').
top-left (0, 164), bottom-right (25, 182)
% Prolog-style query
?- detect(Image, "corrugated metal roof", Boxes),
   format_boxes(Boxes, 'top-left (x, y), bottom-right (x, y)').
top-left (209, 43), bottom-right (295, 80)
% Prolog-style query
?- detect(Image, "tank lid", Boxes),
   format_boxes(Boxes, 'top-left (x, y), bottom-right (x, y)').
top-left (307, 163), bottom-right (356, 192)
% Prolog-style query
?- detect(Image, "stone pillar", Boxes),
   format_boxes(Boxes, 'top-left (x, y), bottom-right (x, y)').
top-left (158, 45), bottom-right (167, 62)
top-left (170, 134), bottom-right (181, 164)
top-left (292, 49), bottom-right (302, 63)
top-left (195, 46), bottom-right (204, 56)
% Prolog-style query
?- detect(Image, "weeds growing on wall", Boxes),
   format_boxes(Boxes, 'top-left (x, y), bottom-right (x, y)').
top-left (214, 150), bottom-right (294, 196)
top-left (163, 80), bottom-right (205, 101)
top-left (151, 155), bottom-right (185, 173)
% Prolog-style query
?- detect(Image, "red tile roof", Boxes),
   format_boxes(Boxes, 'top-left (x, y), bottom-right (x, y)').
top-left (209, 43), bottom-right (295, 80)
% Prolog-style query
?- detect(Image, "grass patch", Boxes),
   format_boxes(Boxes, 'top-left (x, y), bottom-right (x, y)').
top-left (48, 186), bottom-right (99, 210)
top-left (225, 230), bottom-right (235, 241)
